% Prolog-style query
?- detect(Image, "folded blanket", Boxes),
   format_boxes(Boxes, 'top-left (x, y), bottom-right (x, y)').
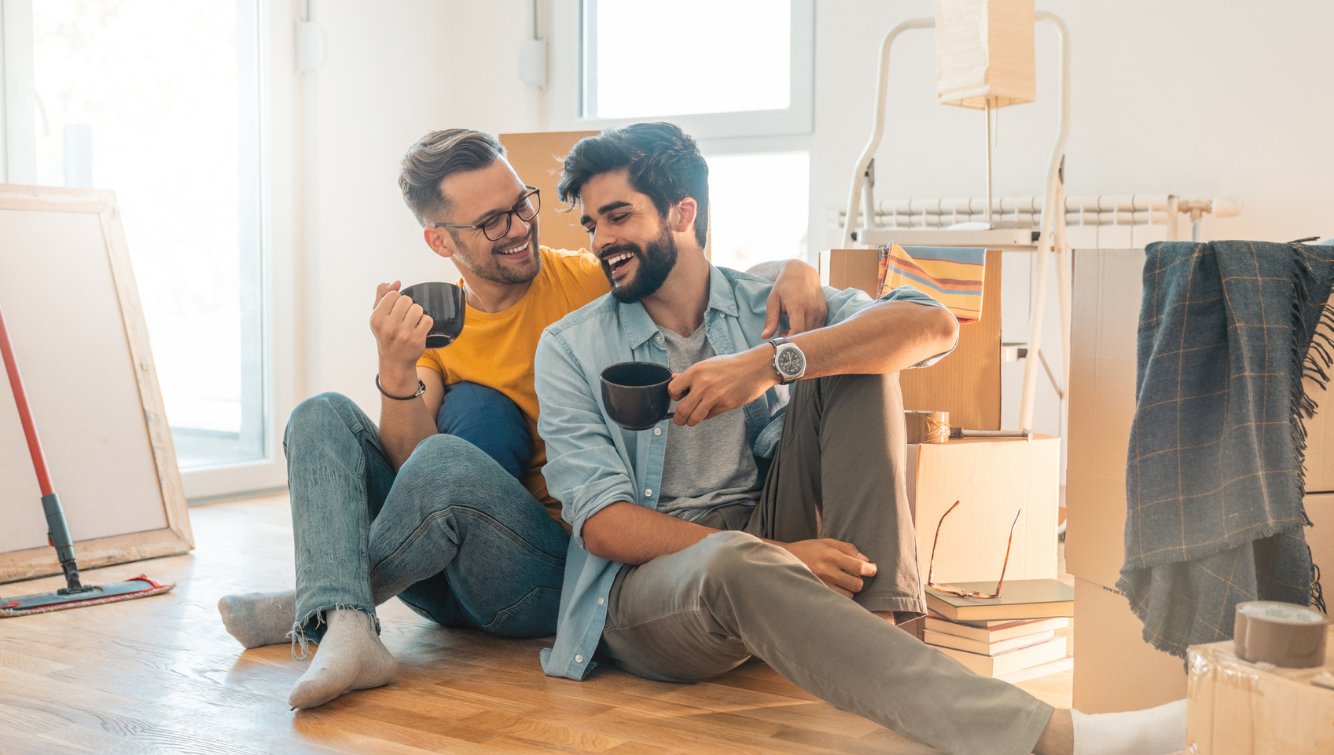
top-left (1120, 241), bottom-right (1332, 658)
top-left (877, 243), bottom-right (986, 322)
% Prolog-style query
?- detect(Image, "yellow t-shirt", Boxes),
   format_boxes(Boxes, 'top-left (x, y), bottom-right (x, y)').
top-left (416, 246), bottom-right (609, 523)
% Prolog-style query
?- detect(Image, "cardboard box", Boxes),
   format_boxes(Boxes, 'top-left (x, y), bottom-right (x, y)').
top-left (498, 131), bottom-right (598, 254)
top-left (905, 435), bottom-right (1059, 584)
top-left (820, 248), bottom-right (1002, 431)
top-left (1307, 492), bottom-right (1334, 578)
top-left (1072, 577), bottom-right (1187, 713)
top-left (1303, 378), bottom-right (1334, 492)
top-left (1065, 248), bottom-right (1144, 587)
top-left (1186, 626), bottom-right (1334, 755)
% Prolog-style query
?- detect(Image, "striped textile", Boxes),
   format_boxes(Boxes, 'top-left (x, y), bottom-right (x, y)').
top-left (877, 243), bottom-right (987, 322)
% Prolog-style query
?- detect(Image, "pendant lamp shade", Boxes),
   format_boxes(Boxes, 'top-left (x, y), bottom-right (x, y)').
top-left (936, 0), bottom-right (1036, 109)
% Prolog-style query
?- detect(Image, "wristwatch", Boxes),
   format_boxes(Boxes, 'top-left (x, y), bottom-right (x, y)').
top-left (769, 337), bottom-right (806, 384)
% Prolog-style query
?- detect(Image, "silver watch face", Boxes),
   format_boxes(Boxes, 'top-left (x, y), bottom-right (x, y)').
top-left (776, 345), bottom-right (805, 377)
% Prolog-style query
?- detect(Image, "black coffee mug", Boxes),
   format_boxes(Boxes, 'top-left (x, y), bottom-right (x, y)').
top-left (601, 362), bottom-right (682, 431)
top-left (400, 282), bottom-right (466, 348)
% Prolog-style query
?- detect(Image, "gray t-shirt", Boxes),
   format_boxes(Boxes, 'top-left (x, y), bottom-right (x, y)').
top-left (656, 325), bottom-right (762, 521)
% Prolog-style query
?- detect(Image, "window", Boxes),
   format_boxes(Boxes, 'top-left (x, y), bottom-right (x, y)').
top-left (552, 0), bottom-right (816, 267)
top-left (3, 0), bottom-right (296, 499)
top-left (553, 0), bottom-right (814, 139)
top-left (706, 152), bottom-right (809, 271)
top-left (584, 0), bottom-right (791, 119)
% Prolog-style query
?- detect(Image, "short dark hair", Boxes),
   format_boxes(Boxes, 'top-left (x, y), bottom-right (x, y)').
top-left (399, 129), bottom-right (506, 226)
top-left (557, 122), bottom-right (709, 248)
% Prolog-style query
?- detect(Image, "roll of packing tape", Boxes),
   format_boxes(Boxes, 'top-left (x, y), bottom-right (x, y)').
top-left (905, 410), bottom-right (950, 444)
top-left (1233, 601), bottom-right (1329, 668)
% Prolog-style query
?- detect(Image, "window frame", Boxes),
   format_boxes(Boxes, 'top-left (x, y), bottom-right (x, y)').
top-left (0, 0), bottom-right (300, 502)
top-left (549, 0), bottom-right (815, 140)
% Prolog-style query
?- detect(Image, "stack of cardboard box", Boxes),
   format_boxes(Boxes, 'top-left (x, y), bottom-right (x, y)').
top-left (1066, 248), bottom-right (1334, 714)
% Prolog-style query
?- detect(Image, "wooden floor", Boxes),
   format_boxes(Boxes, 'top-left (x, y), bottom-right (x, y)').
top-left (0, 494), bottom-right (1073, 754)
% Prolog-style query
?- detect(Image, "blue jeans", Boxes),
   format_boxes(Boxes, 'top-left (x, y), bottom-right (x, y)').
top-left (436, 382), bottom-right (531, 482)
top-left (282, 390), bottom-right (568, 657)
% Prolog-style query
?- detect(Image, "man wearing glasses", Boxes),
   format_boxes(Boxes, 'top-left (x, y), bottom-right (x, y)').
top-left (534, 123), bottom-right (1186, 755)
top-left (217, 128), bottom-right (830, 711)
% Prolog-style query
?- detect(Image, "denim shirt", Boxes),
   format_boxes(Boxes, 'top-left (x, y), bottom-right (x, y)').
top-left (533, 265), bottom-right (952, 681)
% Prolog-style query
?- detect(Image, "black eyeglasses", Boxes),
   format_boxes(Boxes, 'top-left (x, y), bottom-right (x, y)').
top-left (433, 186), bottom-right (540, 241)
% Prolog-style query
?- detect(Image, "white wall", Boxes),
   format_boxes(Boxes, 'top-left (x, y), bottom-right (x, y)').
top-left (301, 0), bottom-right (544, 410)
top-left (301, 0), bottom-right (1334, 419)
top-left (813, 0), bottom-right (1334, 242)
top-left (808, 0), bottom-right (1333, 440)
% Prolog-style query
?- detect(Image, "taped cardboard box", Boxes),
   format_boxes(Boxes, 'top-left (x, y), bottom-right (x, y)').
top-left (905, 435), bottom-right (1059, 584)
top-left (820, 248), bottom-right (1001, 431)
top-left (1186, 625), bottom-right (1334, 755)
top-left (1072, 577), bottom-right (1187, 713)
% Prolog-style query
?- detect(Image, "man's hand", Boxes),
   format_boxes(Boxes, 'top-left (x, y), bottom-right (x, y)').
top-left (762, 259), bottom-right (828, 339)
top-left (777, 539), bottom-right (877, 598)
top-left (667, 346), bottom-right (778, 427)
top-left (371, 281), bottom-right (434, 380)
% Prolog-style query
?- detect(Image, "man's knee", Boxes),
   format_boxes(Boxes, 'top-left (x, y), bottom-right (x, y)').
top-left (397, 434), bottom-right (526, 500)
top-left (285, 392), bottom-right (363, 448)
top-left (437, 382), bottom-right (523, 429)
top-left (694, 531), bottom-right (797, 589)
top-left (400, 433), bottom-right (480, 486)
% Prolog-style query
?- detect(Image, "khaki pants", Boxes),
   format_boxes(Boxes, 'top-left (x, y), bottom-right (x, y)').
top-left (602, 373), bottom-right (1053, 755)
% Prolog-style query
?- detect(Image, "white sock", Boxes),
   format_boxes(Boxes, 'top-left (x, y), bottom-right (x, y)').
top-left (1072, 699), bottom-right (1187, 755)
top-left (218, 590), bottom-right (296, 648)
top-left (287, 608), bottom-right (396, 710)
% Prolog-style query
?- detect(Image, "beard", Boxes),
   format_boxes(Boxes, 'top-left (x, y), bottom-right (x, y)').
top-left (603, 229), bottom-right (678, 303)
top-left (450, 221), bottom-right (541, 285)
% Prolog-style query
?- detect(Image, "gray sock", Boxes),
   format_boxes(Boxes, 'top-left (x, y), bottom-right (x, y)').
top-left (287, 608), bottom-right (396, 710)
top-left (218, 590), bottom-right (297, 649)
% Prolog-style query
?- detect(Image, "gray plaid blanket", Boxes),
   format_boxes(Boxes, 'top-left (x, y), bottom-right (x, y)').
top-left (1119, 240), bottom-right (1331, 658)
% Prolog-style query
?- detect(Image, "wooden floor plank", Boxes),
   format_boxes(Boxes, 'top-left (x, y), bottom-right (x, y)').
top-left (0, 493), bottom-right (1073, 754)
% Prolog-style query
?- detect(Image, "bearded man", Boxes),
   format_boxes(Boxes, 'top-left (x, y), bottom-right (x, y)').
top-left (534, 122), bottom-right (1188, 755)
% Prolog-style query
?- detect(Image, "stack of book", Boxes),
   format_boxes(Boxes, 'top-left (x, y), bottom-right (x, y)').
top-left (924, 579), bottom-right (1075, 680)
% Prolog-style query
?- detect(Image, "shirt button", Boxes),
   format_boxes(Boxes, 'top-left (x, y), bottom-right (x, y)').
top-left (653, 427), bottom-right (662, 436)
top-left (597, 597), bottom-right (605, 605)
top-left (645, 489), bottom-right (653, 497)
top-left (575, 655), bottom-right (584, 663)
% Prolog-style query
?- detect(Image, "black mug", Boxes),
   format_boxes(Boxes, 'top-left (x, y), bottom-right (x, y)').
top-left (400, 282), bottom-right (466, 348)
top-left (601, 362), bottom-right (681, 431)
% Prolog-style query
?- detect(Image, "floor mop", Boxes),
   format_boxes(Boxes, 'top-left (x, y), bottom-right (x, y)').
top-left (0, 301), bottom-right (173, 617)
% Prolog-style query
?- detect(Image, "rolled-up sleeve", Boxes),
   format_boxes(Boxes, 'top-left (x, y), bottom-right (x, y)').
top-left (822, 283), bottom-right (959, 368)
top-left (534, 331), bottom-right (637, 547)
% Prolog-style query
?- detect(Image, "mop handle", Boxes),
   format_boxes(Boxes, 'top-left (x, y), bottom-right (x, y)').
top-left (0, 301), bottom-right (55, 497)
